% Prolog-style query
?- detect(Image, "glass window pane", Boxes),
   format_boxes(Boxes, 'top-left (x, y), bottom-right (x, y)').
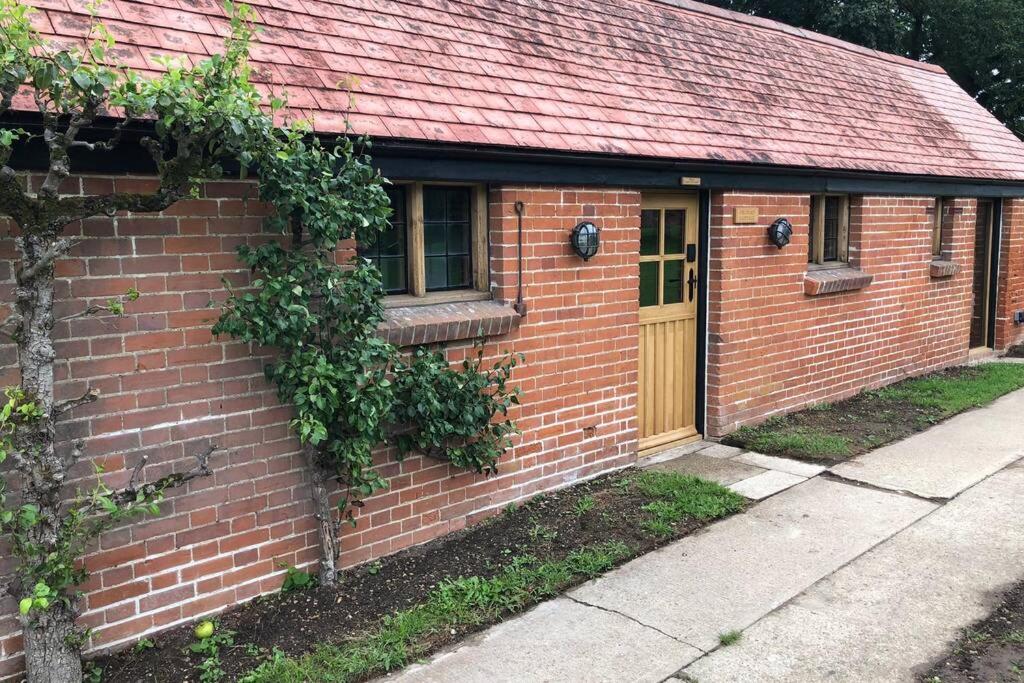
top-left (378, 223), bottom-right (404, 257)
top-left (424, 187), bottom-right (446, 222)
top-left (639, 262), bottom-right (659, 307)
top-left (641, 209), bottom-right (660, 256)
top-left (447, 189), bottom-right (470, 222)
top-left (424, 222), bottom-right (446, 256)
top-left (379, 257), bottom-right (407, 294)
top-left (664, 260), bottom-right (684, 305)
top-left (447, 221), bottom-right (470, 254)
top-left (386, 185), bottom-right (406, 225)
top-left (447, 256), bottom-right (470, 288)
top-left (823, 196), bottom-right (840, 262)
top-left (425, 256), bottom-right (447, 290)
top-left (664, 210), bottom-right (685, 254)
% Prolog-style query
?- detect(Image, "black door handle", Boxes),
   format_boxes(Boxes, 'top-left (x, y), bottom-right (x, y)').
top-left (687, 268), bottom-right (697, 302)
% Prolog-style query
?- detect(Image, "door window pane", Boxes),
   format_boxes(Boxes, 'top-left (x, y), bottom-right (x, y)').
top-left (664, 260), bottom-right (684, 305)
top-left (422, 186), bottom-right (474, 291)
top-left (358, 185), bottom-right (408, 294)
top-left (640, 262), bottom-right (659, 307)
top-left (664, 210), bottom-right (685, 254)
top-left (641, 209), bottom-right (660, 256)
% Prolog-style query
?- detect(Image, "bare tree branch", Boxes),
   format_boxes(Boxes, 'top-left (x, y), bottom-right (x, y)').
top-left (108, 444), bottom-right (217, 508)
top-left (16, 236), bottom-right (79, 284)
top-left (57, 304), bottom-right (119, 323)
top-left (54, 387), bottom-right (99, 416)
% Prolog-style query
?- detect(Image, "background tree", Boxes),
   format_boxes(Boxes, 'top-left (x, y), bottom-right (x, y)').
top-left (706, 0), bottom-right (1024, 137)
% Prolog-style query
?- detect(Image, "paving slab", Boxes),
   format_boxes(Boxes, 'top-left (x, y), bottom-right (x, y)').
top-left (683, 462), bottom-right (1024, 683)
top-left (727, 470), bottom-right (806, 499)
top-left (386, 598), bottom-right (701, 683)
top-left (642, 440), bottom-right (715, 467)
top-left (699, 443), bottom-right (745, 459)
top-left (830, 389), bottom-right (1024, 499)
top-left (571, 477), bottom-right (935, 651)
top-left (735, 451), bottom-right (827, 478)
top-left (647, 452), bottom-right (765, 485)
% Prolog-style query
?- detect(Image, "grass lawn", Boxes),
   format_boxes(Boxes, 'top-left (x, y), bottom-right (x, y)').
top-left (724, 363), bottom-right (1024, 463)
top-left (98, 470), bottom-right (744, 683)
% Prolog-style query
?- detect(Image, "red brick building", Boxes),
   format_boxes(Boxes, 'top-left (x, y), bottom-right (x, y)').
top-left (2, 0), bottom-right (1024, 676)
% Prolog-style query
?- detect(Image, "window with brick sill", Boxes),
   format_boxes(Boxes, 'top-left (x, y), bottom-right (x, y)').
top-left (359, 182), bottom-right (489, 302)
top-left (808, 194), bottom-right (850, 267)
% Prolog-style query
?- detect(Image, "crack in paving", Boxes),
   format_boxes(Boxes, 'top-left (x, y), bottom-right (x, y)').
top-left (818, 470), bottom-right (952, 503)
top-left (565, 595), bottom-right (708, 654)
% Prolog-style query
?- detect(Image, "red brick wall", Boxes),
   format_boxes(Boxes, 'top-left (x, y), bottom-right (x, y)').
top-left (0, 177), bottom-right (640, 679)
top-left (995, 197), bottom-right (1024, 350)
top-left (706, 192), bottom-right (976, 436)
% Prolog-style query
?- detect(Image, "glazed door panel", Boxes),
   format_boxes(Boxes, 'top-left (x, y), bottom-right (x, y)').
top-left (638, 194), bottom-right (700, 453)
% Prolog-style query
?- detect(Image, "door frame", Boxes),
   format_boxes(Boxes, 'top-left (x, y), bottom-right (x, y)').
top-left (985, 199), bottom-right (1003, 350)
top-left (636, 190), bottom-right (710, 455)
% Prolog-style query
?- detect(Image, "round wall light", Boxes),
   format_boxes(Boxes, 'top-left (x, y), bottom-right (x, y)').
top-left (767, 217), bottom-right (793, 249)
top-left (570, 221), bottom-right (601, 261)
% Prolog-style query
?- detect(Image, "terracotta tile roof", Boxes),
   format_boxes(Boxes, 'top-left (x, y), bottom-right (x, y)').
top-left (17, 0), bottom-right (1024, 181)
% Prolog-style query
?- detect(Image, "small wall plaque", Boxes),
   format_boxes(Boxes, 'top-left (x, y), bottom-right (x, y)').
top-left (680, 176), bottom-right (701, 186)
top-left (733, 206), bottom-right (760, 224)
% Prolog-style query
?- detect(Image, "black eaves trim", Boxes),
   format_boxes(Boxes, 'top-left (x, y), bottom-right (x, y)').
top-left (4, 112), bottom-right (1024, 198)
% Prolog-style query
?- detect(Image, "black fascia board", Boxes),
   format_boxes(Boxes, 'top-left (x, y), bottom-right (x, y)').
top-left (4, 111), bottom-right (1024, 198)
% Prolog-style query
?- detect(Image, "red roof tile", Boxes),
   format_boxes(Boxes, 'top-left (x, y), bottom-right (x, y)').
top-left (15, 0), bottom-right (1024, 180)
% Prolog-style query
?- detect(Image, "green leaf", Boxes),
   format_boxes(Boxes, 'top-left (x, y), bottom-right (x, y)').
top-left (19, 598), bottom-right (32, 615)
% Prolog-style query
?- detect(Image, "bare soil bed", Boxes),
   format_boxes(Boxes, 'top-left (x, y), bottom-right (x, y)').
top-left (920, 580), bottom-right (1024, 682)
top-left (97, 468), bottom-right (741, 682)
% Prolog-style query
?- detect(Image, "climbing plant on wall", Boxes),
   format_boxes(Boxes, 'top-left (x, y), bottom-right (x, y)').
top-left (213, 129), bottom-right (522, 589)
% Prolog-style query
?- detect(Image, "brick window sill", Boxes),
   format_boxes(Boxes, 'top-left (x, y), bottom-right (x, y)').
top-left (930, 260), bottom-right (961, 278)
top-left (379, 299), bottom-right (521, 346)
top-left (804, 267), bottom-right (873, 296)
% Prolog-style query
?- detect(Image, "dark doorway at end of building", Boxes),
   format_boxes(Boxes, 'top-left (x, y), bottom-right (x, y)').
top-left (971, 199), bottom-right (1000, 349)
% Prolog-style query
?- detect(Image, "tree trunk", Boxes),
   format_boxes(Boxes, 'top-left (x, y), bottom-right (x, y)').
top-left (14, 231), bottom-right (81, 683)
top-left (19, 607), bottom-right (81, 683)
top-left (305, 446), bottom-right (339, 585)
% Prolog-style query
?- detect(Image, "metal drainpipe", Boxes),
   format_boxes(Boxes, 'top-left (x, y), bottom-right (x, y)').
top-left (513, 201), bottom-right (527, 316)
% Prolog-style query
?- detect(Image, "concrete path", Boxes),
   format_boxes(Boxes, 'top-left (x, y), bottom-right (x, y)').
top-left (382, 389), bottom-right (1024, 683)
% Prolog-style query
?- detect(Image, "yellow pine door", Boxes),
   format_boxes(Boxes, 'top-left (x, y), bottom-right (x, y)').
top-left (638, 193), bottom-right (701, 454)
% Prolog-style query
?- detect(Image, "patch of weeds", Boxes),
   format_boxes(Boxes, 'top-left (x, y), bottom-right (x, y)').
top-left (502, 501), bottom-right (517, 516)
top-left (574, 495), bottom-right (596, 516)
top-left (527, 522), bottom-right (557, 543)
top-left (632, 471), bottom-right (745, 537)
top-left (728, 426), bottom-right (850, 458)
top-left (718, 630), bottom-right (742, 647)
top-left (134, 638), bottom-right (155, 653)
top-left (280, 564), bottom-right (317, 593)
top-left (240, 542), bottom-right (631, 682)
top-left (883, 364), bottom-right (1024, 417)
top-left (1004, 630), bottom-right (1024, 644)
top-left (83, 662), bottom-right (103, 683)
top-left (189, 627), bottom-right (235, 683)
top-left (964, 628), bottom-right (992, 643)
top-left (366, 561), bottom-right (383, 576)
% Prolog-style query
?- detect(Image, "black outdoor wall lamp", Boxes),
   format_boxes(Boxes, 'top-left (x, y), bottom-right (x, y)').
top-left (767, 217), bottom-right (793, 249)
top-left (570, 221), bottom-right (601, 261)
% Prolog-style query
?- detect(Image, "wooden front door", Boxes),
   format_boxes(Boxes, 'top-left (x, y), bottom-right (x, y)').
top-left (638, 193), bottom-right (700, 453)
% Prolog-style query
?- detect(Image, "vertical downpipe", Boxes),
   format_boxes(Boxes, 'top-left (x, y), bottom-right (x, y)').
top-left (513, 200), bottom-right (527, 316)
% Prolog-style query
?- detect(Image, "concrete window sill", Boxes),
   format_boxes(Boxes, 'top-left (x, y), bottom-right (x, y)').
top-left (804, 267), bottom-right (873, 296)
top-left (379, 299), bottom-right (521, 347)
top-left (930, 260), bottom-right (961, 278)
